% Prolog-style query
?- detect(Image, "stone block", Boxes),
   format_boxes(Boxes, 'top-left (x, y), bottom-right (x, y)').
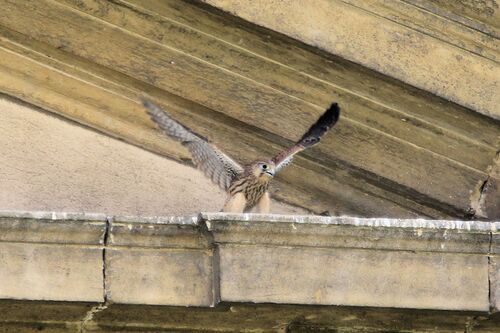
top-left (492, 257), bottom-right (499, 312)
top-left (0, 212), bottom-right (106, 302)
top-left (106, 248), bottom-right (215, 306)
top-left (491, 230), bottom-right (500, 312)
top-left (110, 215), bottom-right (207, 248)
top-left (219, 244), bottom-right (489, 311)
top-left (106, 215), bottom-right (216, 306)
top-left (0, 243), bottom-right (103, 302)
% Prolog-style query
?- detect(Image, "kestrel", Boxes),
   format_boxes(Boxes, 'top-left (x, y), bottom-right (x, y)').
top-left (143, 99), bottom-right (340, 213)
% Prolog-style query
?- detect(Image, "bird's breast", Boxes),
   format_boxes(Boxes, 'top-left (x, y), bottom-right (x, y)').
top-left (228, 177), bottom-right (269, 209)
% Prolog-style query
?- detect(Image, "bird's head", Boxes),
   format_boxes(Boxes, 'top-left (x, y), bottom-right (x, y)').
top-left (249, 161), bottom-right (276, 180)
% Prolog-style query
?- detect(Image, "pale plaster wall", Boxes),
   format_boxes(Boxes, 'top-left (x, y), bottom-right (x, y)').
top-left (0, 98), bottom-right (305, 216)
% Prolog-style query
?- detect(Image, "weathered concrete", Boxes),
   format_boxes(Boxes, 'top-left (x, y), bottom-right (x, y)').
top-left (203, 0), bottom-right (500, 119)
top-left (206, 214), bottom-right (496, 311)
top-left (492, 229), bottom-right (500, 312)
top-left (106, 248), bottom-right (215, 306)
top-left (204, 213), bottom-right (496, 253)
top-left (0, 300), bottom-right (94, 332)
top-left (481, 153), bottom-right (500, 219)
top-left (493, 257), bottom-right (500, 312)
top-left (0, 243), bottom-right (104, 302)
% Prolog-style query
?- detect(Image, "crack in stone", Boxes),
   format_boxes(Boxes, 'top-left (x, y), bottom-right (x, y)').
top-left (468, 178), bottom-right (489, 220)
top-left (488, 255), bottom-right (493, 313)
top-left (487, 230), bottom-right (494, 314)
top-left (103, 216), bottom-right (111, 302)
top-left (78, 216), bottom-right (112, 332)
top-left (79, 303), bottom-right (108, 333)
top-left (464, 315), bottom-right (478, 333)
top-left (199, 214), bottom-right (220, 306)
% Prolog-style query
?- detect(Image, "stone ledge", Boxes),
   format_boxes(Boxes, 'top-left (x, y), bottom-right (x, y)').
top-left (0, 211), bottom-right (498, 311)
top-left (110, 214), bottom-right (207, 248)
top-left (204, 213), bottom-right (497, 254)
top-left (0, 210), bottom-right (107, 245)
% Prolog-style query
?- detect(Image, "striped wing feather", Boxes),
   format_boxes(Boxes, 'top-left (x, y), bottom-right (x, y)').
top-left (143, 99), bottom-right (243, 190)
top-left (272, 103), bottom-right (340, 172)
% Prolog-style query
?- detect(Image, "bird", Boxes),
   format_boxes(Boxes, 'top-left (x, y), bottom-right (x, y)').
top-left (142, 99), bottom-right (340, 213)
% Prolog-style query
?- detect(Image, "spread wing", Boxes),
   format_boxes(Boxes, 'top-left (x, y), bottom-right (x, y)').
top-left (142, 99), bottom-right (243, 190)
top-left (272, 103), bottom-right (340, 173)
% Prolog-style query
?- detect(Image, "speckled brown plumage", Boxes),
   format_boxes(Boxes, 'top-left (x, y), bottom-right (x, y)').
top-left (228, 165), bottom-right (271, 211)
top-left (142, 98), bottom-right (340, 213)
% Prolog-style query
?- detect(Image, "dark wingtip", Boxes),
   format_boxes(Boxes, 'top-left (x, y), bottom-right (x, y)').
top-left (326, 102), bottom-right (340, 125)
top-left (297, 101), bottom-right (340, 147)
top-left (314, 102), bottom-right (340, 130)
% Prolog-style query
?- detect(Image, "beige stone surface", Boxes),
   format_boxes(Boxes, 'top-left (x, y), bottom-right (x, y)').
top-left (204, 0), bottom-right (500, 119)
top-left (110, 215), bottom-right (207, 249)
top-left (219, 244), bottom-right (489, 311)
top-left (0, 211), bottom-right (496, 317)
top-left (492, 230), bottom-right (500, 311)
top-left (0, 212), bottom-right (106, 245)
top-left (0, 243), bottom-right (103, 302)
top-left (205, 213), bottom-right (496, 254)
top-left (106, 248), bottom-right (215, 306)
top-left (493, 256), bottom-right (499, 312)
top-left (0, 97), bottom-right (305, 216)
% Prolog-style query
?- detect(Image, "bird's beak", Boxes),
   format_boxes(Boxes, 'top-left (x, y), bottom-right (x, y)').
top-left (264, 170), bottom-right (275, 177)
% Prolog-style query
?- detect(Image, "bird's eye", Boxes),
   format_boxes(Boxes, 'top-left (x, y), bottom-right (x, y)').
top-left (262, 164), bottom-right (267, 170)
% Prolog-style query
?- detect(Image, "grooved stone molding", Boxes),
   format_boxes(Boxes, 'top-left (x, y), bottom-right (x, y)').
top-left (0, 211), bottom-right (498, 312)
top-left (203, 0), bottom-right (500, 119)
